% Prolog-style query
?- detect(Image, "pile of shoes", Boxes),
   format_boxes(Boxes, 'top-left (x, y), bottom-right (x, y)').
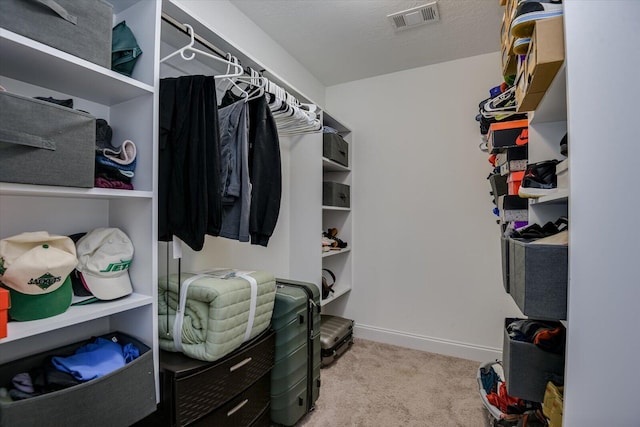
top-left (321, 228), bottom-right (347, 253)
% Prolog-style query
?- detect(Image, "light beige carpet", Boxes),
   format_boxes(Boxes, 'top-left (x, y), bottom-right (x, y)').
top-left (297, 338), bottom-right (488, 427)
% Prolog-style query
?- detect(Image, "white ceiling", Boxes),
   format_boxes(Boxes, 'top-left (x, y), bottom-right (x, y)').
top-left (230, 0), bottom-right (503, 86)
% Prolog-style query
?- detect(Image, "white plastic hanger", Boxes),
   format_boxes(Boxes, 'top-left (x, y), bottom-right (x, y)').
top-left (160, 24), bottom-right (243, 80)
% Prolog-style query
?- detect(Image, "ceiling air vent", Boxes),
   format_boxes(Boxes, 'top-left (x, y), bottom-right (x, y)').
top-left (388, 2), bottom-right (440, 31)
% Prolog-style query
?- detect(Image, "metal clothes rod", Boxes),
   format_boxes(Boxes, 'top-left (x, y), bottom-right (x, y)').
top-left (161, 12), bottom-right (229, 62)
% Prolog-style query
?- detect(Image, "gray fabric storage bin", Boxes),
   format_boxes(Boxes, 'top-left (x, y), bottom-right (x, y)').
top-left (510, 238), bottom-right (568, 320)
top-left (500, 236), bottom-right (510, 293)
top-left (322, 133), bottom-right (348, 167)
top-left (0, 0), bottom-right (113, 68)
top-left (503, 318), bottom-right (565, 403)
top-left (0, 332), bottom-right (156, 427)
top-left (0, 91), bottom-right (95, 188)
top-left (323, 181), bottom-right (350, 208)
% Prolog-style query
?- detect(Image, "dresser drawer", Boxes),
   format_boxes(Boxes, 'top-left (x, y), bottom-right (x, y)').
top-left (191, 373), bottom-right (271, 427)
top-left (160, 329), bottom-right (275, 426)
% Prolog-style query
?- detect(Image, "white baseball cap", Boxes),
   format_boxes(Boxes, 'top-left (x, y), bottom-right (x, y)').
top-left (75, 227), bottom-right (134, 300)
top-left (0, 231), bottom-right (76, 320)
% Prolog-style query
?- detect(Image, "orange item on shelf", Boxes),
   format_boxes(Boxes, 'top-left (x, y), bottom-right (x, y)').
top-left (508, 171), bottom-right (525, 195)
top-left (0, 288), bottom-right (9, 339)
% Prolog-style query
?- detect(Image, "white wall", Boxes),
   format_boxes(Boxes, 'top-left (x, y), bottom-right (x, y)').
top-left (171, 0), bottom-right (325, 106)
top-left (563, 2), bottom-right (640, 425)
top-left (326, 52), bottom-right (522, 361)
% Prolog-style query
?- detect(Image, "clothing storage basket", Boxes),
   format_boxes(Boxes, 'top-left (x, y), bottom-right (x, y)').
top-left (0, 0), bottom-right (113, 68)
top-left (0, 332), bottom-right (155, 427)
top-left (0, 91), bottom-right (95, 187)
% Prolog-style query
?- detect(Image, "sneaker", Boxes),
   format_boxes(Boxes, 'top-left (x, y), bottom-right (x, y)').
top-left (513, 37), bottom-right (531, 55)
top-left (511, 2), bottom-right (564, 38)
top-left (560, 133), bottom-right (568, 156)
top-left (518, 159), bottom-right (559, 198)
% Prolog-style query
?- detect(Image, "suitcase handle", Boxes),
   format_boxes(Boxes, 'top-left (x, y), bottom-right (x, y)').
top-left (33, 0), bottom-right (78, 25)
top-left (0, 128), bottom-right (56, 151)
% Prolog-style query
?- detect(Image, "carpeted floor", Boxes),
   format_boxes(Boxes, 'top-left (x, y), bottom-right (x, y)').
top-left (297, 338), bottom-right (488, 427)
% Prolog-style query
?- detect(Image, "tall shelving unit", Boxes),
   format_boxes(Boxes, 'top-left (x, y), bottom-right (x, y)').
top-left (0, 0), bottom-right (161, 402)
top-left (321, 112), bottom-right (353, 306)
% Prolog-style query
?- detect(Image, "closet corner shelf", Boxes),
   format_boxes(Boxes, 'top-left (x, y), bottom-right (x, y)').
top-left (0, 293), bottom-right (154, 344)
top-left (0, 29), bottom-right (154, 105)
top-left (529, 65), bottom-right (567, 125)
top-left (322, 247), bottom-right (351, 258)
top-left (0, 183), bottom-right (154, 200)
top-left (529, 188), bottom-right (568, 206)
top-left (321, 286), bottom-right (351, 307)
top-left (322, 205), bottom-right (351, 211)
top-left (322, 157), bottom-right (350, 172)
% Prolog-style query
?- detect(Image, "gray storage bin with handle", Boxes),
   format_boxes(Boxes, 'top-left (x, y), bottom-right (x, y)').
top-left (0, 0), bottom-right (113, 68)
top-left (0, 91), bottom-right (95, 188)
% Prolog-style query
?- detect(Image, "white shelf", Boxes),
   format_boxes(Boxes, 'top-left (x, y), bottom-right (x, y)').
top-left (321, 286), bottom-right (351, 306)
top-left (530, 65), bottom-right (567, 125)
top-left (323, 205), bottom-right (351, 211)
top-left (323, 157), bottom-right (350, 172)
top-left (0, 293), bottom-right (153, 344)
top-left (0, 29), bottom-right (154, 106)
top-left (322, 247), bottom-right (351, 258)
top-left (0, 183), bottom-right (153, 200)
top-left (529, 188), bottom-right (569, 205)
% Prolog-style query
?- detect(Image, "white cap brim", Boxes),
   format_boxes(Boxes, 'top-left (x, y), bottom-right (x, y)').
top-left (79, 271), bottom-right (133, 300)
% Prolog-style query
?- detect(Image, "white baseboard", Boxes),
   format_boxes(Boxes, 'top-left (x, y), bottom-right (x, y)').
top-left (354, 323), bottom-right (501, 362)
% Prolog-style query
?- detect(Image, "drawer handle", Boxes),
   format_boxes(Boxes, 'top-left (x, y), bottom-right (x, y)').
top-left (227, 399), bottom-right (249, 417)
top-left (229, 357), bottom-right (252, 372)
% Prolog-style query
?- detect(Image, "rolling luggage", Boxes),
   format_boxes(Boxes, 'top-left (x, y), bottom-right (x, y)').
top-left (320, 314), bottom-right (354, 366)
top-left (270, 279), bottom-right (321, 426)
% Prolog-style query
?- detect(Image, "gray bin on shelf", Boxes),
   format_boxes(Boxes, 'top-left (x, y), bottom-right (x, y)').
top-left (0, 91), bottom-right (95, 188)
top-left (323, 133), bottom-right (349, 167)
top-left (0, 0), bottom-right (113, 68)
top-left (501, 236), bottom-right (510, 293)
top-left (509, 238), bottom-right (568, 320)
top-left (323, 182), bottom-right (350, 208)
top-left (503, 318), bottom-right (565, 403)
top-left (0, 332), bottom-right (156, 427)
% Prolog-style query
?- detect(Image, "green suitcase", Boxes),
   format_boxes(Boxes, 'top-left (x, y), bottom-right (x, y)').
top-left (270, 279), bottom-right (321, 426)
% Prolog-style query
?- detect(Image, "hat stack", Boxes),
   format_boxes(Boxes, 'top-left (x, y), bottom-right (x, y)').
top-left (0, 232), bottom-right (77, 321)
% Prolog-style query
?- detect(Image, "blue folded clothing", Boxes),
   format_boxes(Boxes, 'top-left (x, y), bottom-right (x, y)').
top-left (51, 337), bottom-right (139, 381)
top-left (96, 153), bottom-right (137, 172)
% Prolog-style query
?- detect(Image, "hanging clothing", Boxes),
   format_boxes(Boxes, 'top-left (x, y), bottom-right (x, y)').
top-left (217, 99), bottom-right (251, 242)
top-left (248, 94), bottom-right (282, 246)
top-left (158, 75), bottom-right (222, 251)
top-left (220, 91), bottom-right (282, 247)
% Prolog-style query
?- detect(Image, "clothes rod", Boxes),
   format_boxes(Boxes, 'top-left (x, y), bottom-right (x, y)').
top-left (161, 12), bottom-right (229, 61)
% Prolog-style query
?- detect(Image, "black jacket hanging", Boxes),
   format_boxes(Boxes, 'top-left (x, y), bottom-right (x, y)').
top-left (158, 75), bottom-right (222, 251)
top-left (247, 94), bottom-right (281, 246)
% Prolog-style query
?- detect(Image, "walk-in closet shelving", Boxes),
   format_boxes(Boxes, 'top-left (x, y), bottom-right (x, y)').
top-left (0, 1), bottom-right (161, 408)
top-left (321, 111), bottom-right (353, 307)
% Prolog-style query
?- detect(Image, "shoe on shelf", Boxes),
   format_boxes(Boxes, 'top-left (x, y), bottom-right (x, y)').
top-left (511, 1), bottom-right (564, 38)
top-left (560, 133), bottom-right (568, 156)
top-left (518, 159), bottom-right (559, 198)
top-left (513, 37), bottom-right (531, 55)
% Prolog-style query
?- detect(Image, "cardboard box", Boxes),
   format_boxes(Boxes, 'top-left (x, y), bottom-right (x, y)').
top-left (0, 288), bottom-right (8, 339)
top-left (516, 17), bottom-right (565, 112)
top-left (488, 119), bottom-right (528, 153)
top-left (503, 318), bottom-right (565, 403)
top-left (508, 170), bottom-right (525, 195)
